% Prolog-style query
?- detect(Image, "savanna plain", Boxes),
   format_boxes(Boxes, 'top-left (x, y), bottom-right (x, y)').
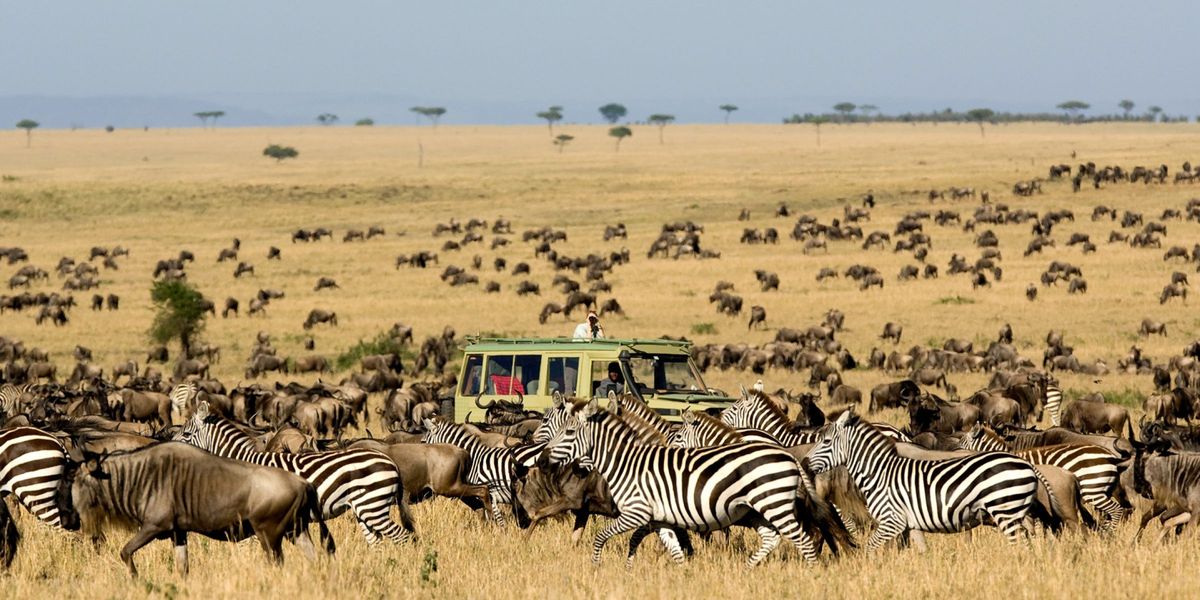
top-left (1, 122), bottom-right (1199, 598)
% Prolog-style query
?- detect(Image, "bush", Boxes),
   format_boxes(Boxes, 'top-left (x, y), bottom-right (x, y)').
top-left (691, 323), bottom-right (718, 335)
top-left (148, 279), bottom-right (207, 354)
top-left (334, 331), bottom-right (412, 372)
top-left (935, 296), bottom-right (975, 305)
top-left (263, 144), bottom-right (299, 162)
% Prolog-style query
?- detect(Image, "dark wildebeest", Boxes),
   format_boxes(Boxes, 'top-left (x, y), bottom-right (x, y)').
top-left (747, 305), bottom-right (766, 330)
top-left (511, 462), bottom-right (621, 544)
top-left (880, 322), bottom-right (903, 345)
top-left (314, 277), bottom-right (340, 291)
top-left (349, 439), bottom-right (491, 509)
top-left (1139, 318), bottom-right (1167, 337)
top-left (303, 309), bottom-right (338, 330)
top-left (869, 379), bottom-right (920, 412)
top-left (56, 442), bottom-right (333, 577)
top-left (1061, 399), bottom-right (1130, 437)
top-left (222, 297), bottom-right (239, 318)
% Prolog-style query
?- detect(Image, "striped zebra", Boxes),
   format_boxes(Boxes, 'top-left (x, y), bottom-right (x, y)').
top-left (0, 427), bottom-right (68, 528)
top-left (421, 419), bottom-right (517, 525)
top-left (808, 411), bottom-right (1044, 551)
top-left (169, 380), bottom-right (199, 422)
top-left (669, 410), bottom-right (746, 447)
top-left (542, 398), bottom-right (830, 567)
top-left (722, 390), bottom-right (911, 445)
top-left (532, 393), bottom-right (578, 443)
top-left (0, 383), bottom-right (37, 418)
top-left (1043, 381), bottom-right (1065, 426)
top-left (534, 392), bottom-right (672, 445)
top-left (175, 402), bottom-right (415, 544)
top-left (958, 423), bottom-right (1126, 530)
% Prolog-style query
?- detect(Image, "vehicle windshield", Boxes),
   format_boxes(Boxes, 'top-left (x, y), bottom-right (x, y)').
top-left (624, 353), bottom-right (706, 394)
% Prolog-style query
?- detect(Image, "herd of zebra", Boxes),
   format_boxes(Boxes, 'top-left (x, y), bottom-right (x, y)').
top-left (3, 366), bottom-right (1193, 575)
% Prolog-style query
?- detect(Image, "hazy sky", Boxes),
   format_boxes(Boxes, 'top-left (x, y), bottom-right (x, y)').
top-left (2, 0), bottom-right (1194, 125)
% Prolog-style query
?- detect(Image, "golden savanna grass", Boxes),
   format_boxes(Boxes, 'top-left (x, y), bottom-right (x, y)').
top-left (1, 123), bottom-right (1199, 598)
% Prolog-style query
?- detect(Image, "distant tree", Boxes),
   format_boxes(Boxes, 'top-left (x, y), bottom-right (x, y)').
top-left (194, 112), bottom-right (212, 128)
top-left (833, 102), bottom-right (857, 122)
top-left (719, 104), bottom-right (738, 124)
top-left (1118, 99), bottom-right (1135, 119)
top-left (553, 133), bottom-right (574, 153)
top-left (608, 126), bottom-right (632, 151)
top-left (210, 111), bottom-right (225, 127)
top-left (966, 108), bottom-right (995, 138)
top-left (15, 119), bottom-right (38, 148)
top-left (858, 104), bottom-right (878, 123)
top-left (105, 125), bottom-right (115, 133)
top-left (1056, 100), bottom-right (1090, 122)
top-left (810, 115), bottom-right (830, 146)
top-left (262, 144), bottom-right (299, 162)
top-left (316, 113), bottom-right (339, 126)
top-left (536, 106), bottom-right (563, 134)
top-left (1148, 105), bottom-right (1163, 122)
top-left (355, 118), bottom-right (375, 126)
top-left (647, 114), bottom-right (675, 144)
top-left (410, 106), bottom-right (447, 128)
top-left (598, 103), bottom-right (627, 124)
top-left (149, 279), bottom-right (207, 357)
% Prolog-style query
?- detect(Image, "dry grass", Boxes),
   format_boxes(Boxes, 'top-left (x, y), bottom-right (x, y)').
top-left (1, 122), bottom-right (1199, 596)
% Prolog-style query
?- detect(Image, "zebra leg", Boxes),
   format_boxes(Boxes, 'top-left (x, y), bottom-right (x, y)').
top-left (833, 504), bottom-right (860, 537)
top-left (356, 518), bottom-right (383, 544)
top-left (910, 530), bottom-right (928, 553)
top-left (625, 526), bottom-right (654, 568)
top-left (865, 519), bottom-right (906, 553)
top-left (993, 515), bottom-right (1028, 544)
top-left (1089, 496), bottom-right (1127, 532)
top-left (655, 528), bottom-right (687, 564)
top-left (592, 508), bottom-right (650, 565)
top-left (746, 526), bottom-right (782, 567)
top-left (355, 501), bottom-right (414, 544)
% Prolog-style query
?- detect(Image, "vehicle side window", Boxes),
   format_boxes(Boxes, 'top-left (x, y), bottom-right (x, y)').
top-left (514, 355), bottom-right (542, 396)
top-left (485, 355), bottom-right (516, 394)
top-left (547, 357), bottom-right (579, 396)
top-left (460, 354), bottom-right (483, 395)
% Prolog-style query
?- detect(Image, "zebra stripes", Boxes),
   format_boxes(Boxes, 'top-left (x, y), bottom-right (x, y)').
top-left (1044, 382), bottom-right (1064, 426)
top-left (0, 427), bottom-right (68, 528)
top-left (542, 399), bottom-right (820, 567)
top-left (958, 424), bottom-right (1126, 530)
top-left (808, 411), bottom-right (1041, 550)
top-left (0, 384), bottom-right (37, 418)
top-left (421, 419), bottom-right (516, 525)
top-left (175, 402), bottom-right (414, 544)
top-left (169, 381), bottom-right (199, 422)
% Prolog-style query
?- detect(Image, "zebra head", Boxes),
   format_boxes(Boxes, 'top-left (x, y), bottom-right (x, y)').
top-left (531, 392), bottom-right (570, 444)
top-left (806, 410), bottom-right (857, 474)
top-left (668, 410), bottom-right (700, 448)
top-left (173, 400), bottom-right (217, 450)
top-left (541, 399), bottom-right (599, 467)
top-left (957, 423), bottom-right (1006, 452)
top-left (421, 419), bottom-right (453, 444)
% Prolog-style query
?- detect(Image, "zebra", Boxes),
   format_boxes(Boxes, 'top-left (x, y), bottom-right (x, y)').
top-left (0, 383), bottom-right (37, 418)
top-left (0, 427), bottom-right (68, 528)
top-left (169, 380), bottom-right (199, 422)
top-left (958, 423), bottom-right (1126, 530)
top-left (533, 392), bottom-right (671, 445)
top-left (175, 402), bottom-right (415, 544)
top-left (421, 419), bottom-right (517, 525)
top-left (669, 410), bottom-right (745, 447)
top-left (1043, 380), bottom-right (1065, 426)
top-left (542, 398), bottom-right (834, 567)
top-left (532, 392), bottom-right (577, 443)
top-left (722, 389), bottom-right (912, 445)
top-left (808, 411), bottom-right (1046, 551)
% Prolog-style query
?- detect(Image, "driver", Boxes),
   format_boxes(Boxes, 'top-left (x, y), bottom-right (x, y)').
top-left (596, 361), bottom-right (625, 396)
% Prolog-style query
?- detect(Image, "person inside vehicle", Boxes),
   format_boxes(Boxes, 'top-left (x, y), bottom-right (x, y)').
top-left (596, 361), bottom-right (624, 396)
top-left (573, 311), bottom-right (604, 339)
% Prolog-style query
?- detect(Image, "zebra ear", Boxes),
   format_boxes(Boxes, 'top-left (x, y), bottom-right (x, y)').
top-left (194, 401), bottom-right (209, 420)
top-left (422, 418), bottom-right (436, 431)
top-left (585, 397), bottom-right (600, 417)
top-left (681, 409), bottom-right (696, 424)
top-left (552, 391), bottom-right (564, 408)
top-left (738, 385), bottom-right (748, 400)
top-left (835, 410), bottom-right (852, 427)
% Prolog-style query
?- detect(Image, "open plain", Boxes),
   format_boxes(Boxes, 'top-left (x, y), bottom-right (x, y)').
top-left (2, 122), bottom-right (1200, 598)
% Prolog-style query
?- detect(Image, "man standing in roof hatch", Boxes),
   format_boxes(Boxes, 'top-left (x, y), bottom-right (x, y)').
top-left (572, 311), bottom-right (604, 339)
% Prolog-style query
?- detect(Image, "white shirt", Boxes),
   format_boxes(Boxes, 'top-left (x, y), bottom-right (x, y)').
top-left (573, 322), bottom-right (604, 339)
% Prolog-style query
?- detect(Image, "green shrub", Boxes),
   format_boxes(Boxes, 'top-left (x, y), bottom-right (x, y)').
top-left (691, 323), bottom-right (718, 335)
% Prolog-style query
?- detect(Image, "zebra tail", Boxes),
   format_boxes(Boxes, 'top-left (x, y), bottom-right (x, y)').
top-left (796, 468), bottom-right (856, 554)
top-left (1031, 466), bottom-right (1067, 527)
top-left (0, 498), bottom-right (19, 570)
top-left (306, 484), bottom-right (336, 556)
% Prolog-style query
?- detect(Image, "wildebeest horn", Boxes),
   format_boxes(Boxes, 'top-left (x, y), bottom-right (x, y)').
top-left (475, 393), bottom-right (495, 409)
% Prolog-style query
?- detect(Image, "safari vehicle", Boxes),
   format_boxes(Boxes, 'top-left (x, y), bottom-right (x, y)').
top-left (452, 337), bottom-right (733, 423)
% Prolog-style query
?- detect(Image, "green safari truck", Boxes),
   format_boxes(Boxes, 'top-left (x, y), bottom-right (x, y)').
top-left (452, 337), bottom-right (733, 423)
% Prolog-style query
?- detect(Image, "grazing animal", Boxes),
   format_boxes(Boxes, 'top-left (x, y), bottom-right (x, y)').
top-left (1061, 398), bottom-right (1130, 437)
top-left (1, 427), bottom-right (70, 528)
top-left (421, 419), bottom-right (518, 525)
top-left (542, 399), bottom-right (832, 567)
top-left (303, 309), bottom-right (338, 330)
top-left (747, 305), bottom-right (766, 330)
top-left (175, 404), bottom-right (415, 545)
top-left (880, 322), bottom-right (903, 345)
top-left (57, 442), bottom-right (333, 576)
top-left (1139, 318), bottom-right (1167, 337)
top-left (808, 411), bottom-right (1044, 551)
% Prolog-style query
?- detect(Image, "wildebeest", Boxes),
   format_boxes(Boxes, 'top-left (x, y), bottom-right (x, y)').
top-left (869, 379), bottom-right (920, 412)
top-left (57, 442), bottom-right (333, 576)
top-left (1139, 318), bottom-right (1167, 337)
top-left (880, 322), bottom-right (903, 345)
top-left (314, 277), bottom-right (339, 291)
top-left (303, 309), bottom-right (338, 330)
top-left (1061, 398), bottom-right (1130, 437)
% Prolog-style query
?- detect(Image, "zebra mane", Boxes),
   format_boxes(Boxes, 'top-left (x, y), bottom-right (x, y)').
top-left (690, 412), bottom-right (742, 442)
top-left (596, 409), bottom-right (667, 446)
top-left (973, 424), bottom-right (1009, 449)
top-left (749, 391), bottom-right (793, 429)
top-left (615, 394), bottom-right (671, 431)
top-left (845, 414), bottom-right (898, 449)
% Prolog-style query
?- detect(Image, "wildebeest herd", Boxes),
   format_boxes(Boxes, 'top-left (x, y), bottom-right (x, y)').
top-left (4, 156), bottom-right (1200, 576)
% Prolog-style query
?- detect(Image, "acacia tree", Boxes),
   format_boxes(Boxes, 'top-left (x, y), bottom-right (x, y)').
top-left (537, 106), bottom-right (563, 134)
top-left (966, 108), bottom-right (995, 138)
top-left (810, 115), bottom-right (830, 147)
top-left (1118, 99), bottom-right (1135, 119)
top-left (647, 114), bottom-right (675, 144)
top-left (719, 104), bottom-right (738, 124)
top-left (149, 279), bottom-right (207, 357)
top-left (598, 103), bottom-right (627, 124)
top-left (553, 134), bottom-right (574, 153)
top-left (263, 144), bottom-right (299, 162)
top-left (608, 126), bottom-right (632, 151)
top-left (15, 119), bottom-right (38, 148)
top-left (355, 118), bottom-right (375, 126)
top-left (1056, 100), bottom-right (1090, 122)
top-left (316, 113), bottom-right (339, 126)
top-left (858, 104), bottom-right (878, 123)
top-left (1148, 105), bottom-right (1163, 122)
top-left (833, 102), bottom-right (856, 122)
top-left (410, 106), bottom-right (447, 128)
top-left (194, 111), bottom-right (226, 129)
